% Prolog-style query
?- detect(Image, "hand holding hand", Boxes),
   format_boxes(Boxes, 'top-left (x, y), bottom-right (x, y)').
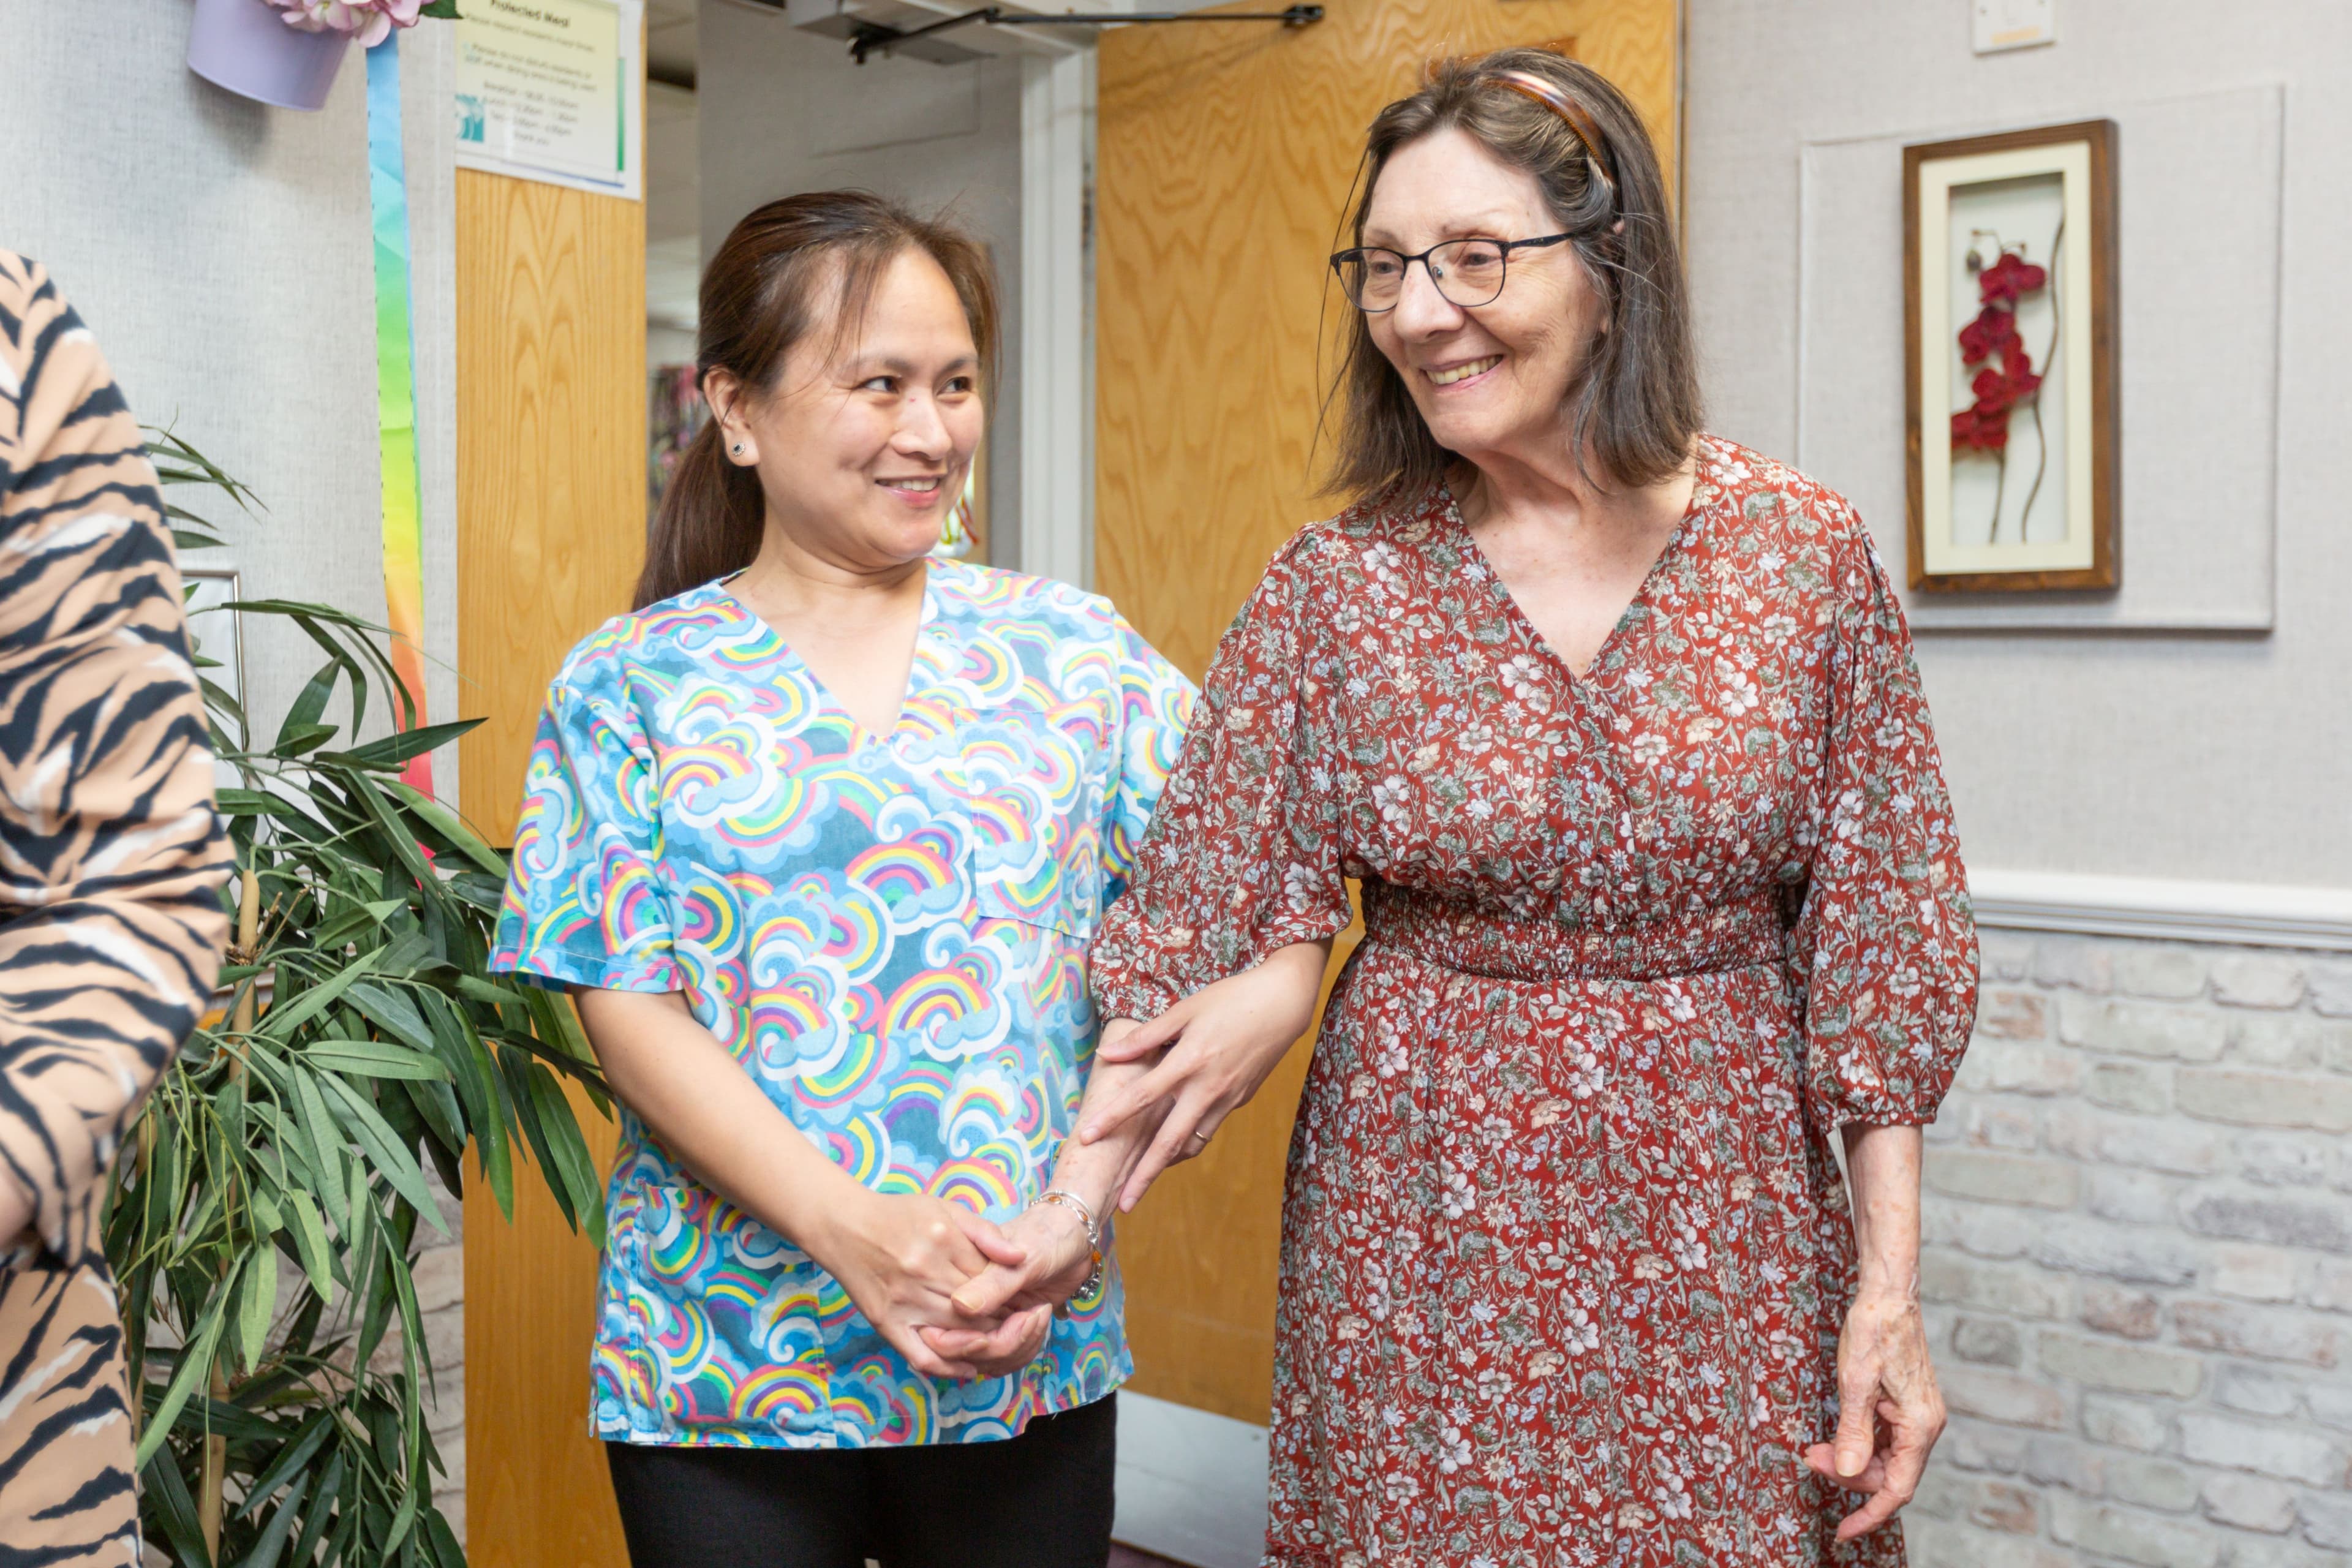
top-left (1080, 944), bottom-right (1327, 1210)
top-left (1803, 1288), bottom-right (1947, 1540)
top-left (811, 1191), bottom-right (1026, 1382)
top-left (946, 1200), bottom-right (1098, 1322)
top-left (919, 1303), bottom-right (1056, 1381)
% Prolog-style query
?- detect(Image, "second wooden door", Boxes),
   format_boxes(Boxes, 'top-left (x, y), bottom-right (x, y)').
top-left (1095, 0), bottom-right (1682, 1427)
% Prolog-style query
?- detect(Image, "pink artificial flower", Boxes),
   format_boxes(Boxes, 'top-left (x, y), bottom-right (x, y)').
top-left (268, 0), bottom-right (426, 47)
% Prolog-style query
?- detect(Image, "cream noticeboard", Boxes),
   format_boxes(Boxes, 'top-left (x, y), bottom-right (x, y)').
top-left (454, 0), bottom-right (644, 200)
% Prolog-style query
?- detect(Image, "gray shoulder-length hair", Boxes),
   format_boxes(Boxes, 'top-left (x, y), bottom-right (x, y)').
top-left (1322, 50), bottom-right (1702, 503)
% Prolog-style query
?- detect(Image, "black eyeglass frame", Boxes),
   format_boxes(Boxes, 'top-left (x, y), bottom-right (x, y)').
top-left (1328, 232), bottom-right (1574, 313)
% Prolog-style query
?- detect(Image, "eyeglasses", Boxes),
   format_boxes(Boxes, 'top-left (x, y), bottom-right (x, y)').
top-left (1329, 233), bottom-right (1572, 314)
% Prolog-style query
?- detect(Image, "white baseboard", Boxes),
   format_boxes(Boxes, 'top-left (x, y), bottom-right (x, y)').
top-left (1969, 869), bottom-right (2352, 952)
top-left (1114, 1392), bottom-right (1268, 1568)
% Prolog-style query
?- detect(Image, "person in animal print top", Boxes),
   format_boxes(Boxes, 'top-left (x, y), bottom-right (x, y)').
top-left (491, 194), bottom-right (1197, 1567)
top-left (0, 253), bottom-right (233, 1560)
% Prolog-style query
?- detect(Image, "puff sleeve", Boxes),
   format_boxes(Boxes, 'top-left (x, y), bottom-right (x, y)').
top-left (1091, 535), bottom-right (1354, 1023)
top-left (0, 255), bottom-right (230, 1271)
top-left (1788, 516), bottom-right (1980, 1128)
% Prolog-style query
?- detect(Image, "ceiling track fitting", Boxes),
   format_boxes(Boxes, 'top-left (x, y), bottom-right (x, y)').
top-left (847, 4), bottom-right (1323, 64)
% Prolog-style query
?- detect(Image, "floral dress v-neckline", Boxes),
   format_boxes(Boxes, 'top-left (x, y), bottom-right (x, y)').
top-left (1093, 435), bottom-right (1979, 1567)
top-left (1436, 469), bottom-right (1706, 687)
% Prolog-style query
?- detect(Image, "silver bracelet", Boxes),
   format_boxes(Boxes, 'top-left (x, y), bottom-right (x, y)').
top-left (1030, 1188), bottom-right (1102, 1251)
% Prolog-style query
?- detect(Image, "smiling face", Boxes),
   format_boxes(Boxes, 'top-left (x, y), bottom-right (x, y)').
top-left (715, 246), bottom-right (982, 571)
top-left (1361, 126), bottom-right (1604, 472)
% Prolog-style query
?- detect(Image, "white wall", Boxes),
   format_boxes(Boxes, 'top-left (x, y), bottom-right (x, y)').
top-left (1683, 0), bottom-right (2350, 889)
top-left (0, 0), bottom-right (462, 789)
top-left (647, 77), bottom-right (701, 369)
top-left (695, 0), bottom-right (1027, 566)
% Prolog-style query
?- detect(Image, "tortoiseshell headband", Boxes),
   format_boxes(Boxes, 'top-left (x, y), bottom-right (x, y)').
top-left (1487, 67), bottom-right (1619, 205)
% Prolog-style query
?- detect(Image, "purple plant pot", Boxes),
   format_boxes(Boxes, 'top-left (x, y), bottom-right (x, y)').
top-left (187, 0), bottom-right (353, 113)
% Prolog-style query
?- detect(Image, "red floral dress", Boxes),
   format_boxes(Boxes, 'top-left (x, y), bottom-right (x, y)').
top-left (1091, 437), bottom-right (1979, 1567)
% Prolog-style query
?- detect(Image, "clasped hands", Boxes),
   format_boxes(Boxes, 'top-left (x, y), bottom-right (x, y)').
top-left (824, 944), bottom-right (1329, 1385)
top-left (820, 1187), bottom-right (1097, 1383)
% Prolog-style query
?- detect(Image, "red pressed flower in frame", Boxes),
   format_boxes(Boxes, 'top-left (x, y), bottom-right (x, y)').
top-left (1951, 404), bottom-right (2011, 453)
top-left (1958, 305), bottom-right (2019, 367)
top-left (1977, 252), bottom-right (2047, 304)
top-left (1955, 347), bottom-right (2041, 454)
top-left (1997, 344), bottom-right (2042, 401)
top-left (1970, 366), bottom-right (2018, 413)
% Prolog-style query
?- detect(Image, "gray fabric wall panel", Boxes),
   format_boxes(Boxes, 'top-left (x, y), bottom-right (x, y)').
top-left (1686, 0), bottom-right (2350, 887)
top-left (0, 0), bottom-right (462, 797)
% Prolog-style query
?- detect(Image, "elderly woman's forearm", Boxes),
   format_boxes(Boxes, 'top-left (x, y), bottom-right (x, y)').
top-left (1841, 1123), bottom-right (1924, 1297)
top-left (1050, 1037), bottom-right (1169, 1216)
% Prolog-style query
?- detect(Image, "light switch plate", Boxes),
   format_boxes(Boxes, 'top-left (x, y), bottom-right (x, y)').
top-left (1973, 0), bottom-right (2056, 53)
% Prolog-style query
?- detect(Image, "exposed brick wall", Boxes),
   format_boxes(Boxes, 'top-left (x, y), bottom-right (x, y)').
top-left (1910, 931), bottom-right (2352, 1567)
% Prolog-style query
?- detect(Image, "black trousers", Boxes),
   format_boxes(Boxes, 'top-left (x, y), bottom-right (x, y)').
top-left (604, 1394), bottom-right (1117, 1568)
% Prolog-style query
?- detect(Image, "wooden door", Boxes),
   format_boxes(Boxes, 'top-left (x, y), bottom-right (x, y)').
top-left (456, 168), bottom-right (646, 1567)
top-left (1095, 0), bottom-right (1681, 1425)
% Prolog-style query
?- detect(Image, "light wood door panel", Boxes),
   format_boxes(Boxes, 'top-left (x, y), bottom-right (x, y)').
top-left (457, 163), bottom-right (644, 1568)
top-left (1096, 0), bottom-right (1679, 1426)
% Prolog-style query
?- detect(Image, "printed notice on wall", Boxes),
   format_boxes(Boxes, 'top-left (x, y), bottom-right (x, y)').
top-left (454, 0), bottom-right (643, 200)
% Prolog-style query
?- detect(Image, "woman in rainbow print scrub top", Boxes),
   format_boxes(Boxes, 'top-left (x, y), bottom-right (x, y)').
top-left (490, 192), bottom-right (1196, 1568)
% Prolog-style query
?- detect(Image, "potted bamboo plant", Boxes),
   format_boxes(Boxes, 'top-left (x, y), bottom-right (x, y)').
top-left (113, 432), bottom-right (609, 1567)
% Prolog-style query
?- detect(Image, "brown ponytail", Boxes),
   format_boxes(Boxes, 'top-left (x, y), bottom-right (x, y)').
top-left (636, 191), bottom-right (999, 609)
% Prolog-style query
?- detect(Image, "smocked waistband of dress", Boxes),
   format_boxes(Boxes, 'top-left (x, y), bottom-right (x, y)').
top-left (1357, 883), bottom-right (1789, 985)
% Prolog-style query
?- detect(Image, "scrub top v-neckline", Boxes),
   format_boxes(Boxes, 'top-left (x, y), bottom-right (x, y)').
top-left (718, 563), bottom-right (939, 746)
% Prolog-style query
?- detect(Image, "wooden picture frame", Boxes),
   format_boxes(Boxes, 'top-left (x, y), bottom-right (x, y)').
top-left (1904, 119), bottom-right (2118, 592)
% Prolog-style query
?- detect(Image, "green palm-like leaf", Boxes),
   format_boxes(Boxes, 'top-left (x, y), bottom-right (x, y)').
top-left (113, 432), bottom-right (610, 1566)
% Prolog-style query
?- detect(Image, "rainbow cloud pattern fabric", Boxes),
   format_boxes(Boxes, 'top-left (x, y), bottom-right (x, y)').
top-left (491, 562), bottom-right (1196, 1448)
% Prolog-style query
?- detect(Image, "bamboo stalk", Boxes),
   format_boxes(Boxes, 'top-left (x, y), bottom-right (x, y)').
top-left (232, 865), bottom-right (260, 1036)
top-left (200, 865), bottom-right (261, 1565)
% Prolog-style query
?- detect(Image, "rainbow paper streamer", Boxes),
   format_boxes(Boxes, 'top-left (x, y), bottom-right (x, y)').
top-left (367, 37), bottom-right (433, 795)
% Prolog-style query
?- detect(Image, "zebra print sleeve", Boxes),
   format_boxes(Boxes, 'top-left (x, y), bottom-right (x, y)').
top-left (0, 251), bottom-right (232, 1272)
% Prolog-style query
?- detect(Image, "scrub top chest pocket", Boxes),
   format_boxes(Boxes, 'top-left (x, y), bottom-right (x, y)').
top-left (946, 695), bottom-right (1116, 943)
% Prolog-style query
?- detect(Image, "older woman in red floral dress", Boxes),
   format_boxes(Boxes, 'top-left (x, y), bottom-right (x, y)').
top-left (1061, 50), bottom-right (1978, 1568)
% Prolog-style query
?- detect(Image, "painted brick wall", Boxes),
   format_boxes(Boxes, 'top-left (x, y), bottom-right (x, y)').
top-left (1910, 931), bottom-right (2352, 1567)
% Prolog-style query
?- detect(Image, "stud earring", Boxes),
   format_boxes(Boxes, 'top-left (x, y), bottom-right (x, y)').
top-left (731, 442), bottom-right (746, 456)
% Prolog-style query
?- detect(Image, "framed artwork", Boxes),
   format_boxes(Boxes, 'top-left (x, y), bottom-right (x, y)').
top-left (1904, 118), bottom-right (2118, 592)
